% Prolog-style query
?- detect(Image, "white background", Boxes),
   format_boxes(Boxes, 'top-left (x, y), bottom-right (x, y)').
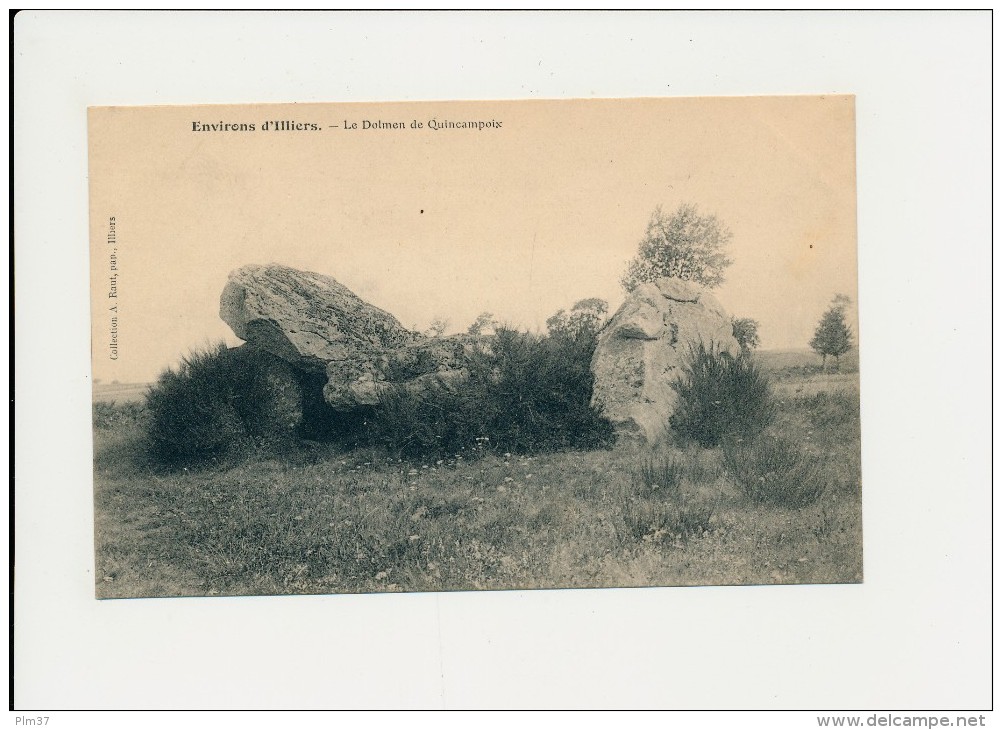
top-left (12, 9), bottom-right (993, 716)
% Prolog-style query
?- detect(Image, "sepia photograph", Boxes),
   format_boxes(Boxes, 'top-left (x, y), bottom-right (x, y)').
top-left (90, 96), bottom-right (862, 600)
top-left (16, 9), bottom-right (990, 714)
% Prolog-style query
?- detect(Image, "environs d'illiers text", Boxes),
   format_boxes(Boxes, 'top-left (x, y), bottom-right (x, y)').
top-left (191, 118), bottom-right (503, 133)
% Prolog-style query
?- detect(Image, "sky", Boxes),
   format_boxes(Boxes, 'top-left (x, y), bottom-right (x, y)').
top-left (89, 96), bottom-right (857, 383)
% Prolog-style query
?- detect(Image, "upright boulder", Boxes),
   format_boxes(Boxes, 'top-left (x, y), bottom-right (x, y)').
top-left (224, 344), bottom-right (305, 440)
top-left (590, 278), bottom-right (739, 443)
top-left (220, 264), bottom-right (475, 410)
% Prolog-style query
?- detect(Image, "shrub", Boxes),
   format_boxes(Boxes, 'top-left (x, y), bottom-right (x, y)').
top-left (632, 453), bottom-right (685, 497)
top-left (362, 382), bottom-right (469, 459)
top-left (722, 431), bottom-right (826, 507)
top-left (143, 342), bottom-right (305, 466)
top-left (669, 342), bottom-right (775, 447)
top-left (364, 326), bottom-right (614, 460)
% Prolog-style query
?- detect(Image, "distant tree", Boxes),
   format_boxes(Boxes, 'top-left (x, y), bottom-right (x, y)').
top-left (467, 311), bottom-right (498, 337)
top-left (426, 317), bottom-right (449, 338)
top-left (621, 203), bottom-right (733, 292)
top-left (809, 295), bottom-right (853, 370)
top-left (731, 317), bottom-right (761, 354)
top-left (546, 298), bottom-right (609, 340)
top-left (832, 293), bottom-right (852, 310)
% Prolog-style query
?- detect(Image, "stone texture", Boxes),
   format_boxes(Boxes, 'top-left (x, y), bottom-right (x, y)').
top-left (220, 264), bottom-right (476, 410)
top-left (322, 334), bottom-right (477, 409)
top-left (231, 344), bottom-right (305, 438)
top-left (220, 264), bottom-right (421, 372)
top-left (590, 278), bottom-right (739, 443)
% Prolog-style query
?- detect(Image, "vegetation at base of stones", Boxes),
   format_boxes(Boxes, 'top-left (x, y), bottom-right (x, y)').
top-left (669, 342), bottom-right (776, 448)
top-left (810, 294), bottom-right (853, 370)
top-left (621, 203), bottom-right (733, 292)
top-left (722, 432), bottom-right (827, 508)
top-left (143, 342), bottom-right (307, 466)
top-left (139, 312), bottom-right (615, 468)
top-left (363, 326), bottom-right (614, 460)
top-left (731, 317), bottom-right (761, 354)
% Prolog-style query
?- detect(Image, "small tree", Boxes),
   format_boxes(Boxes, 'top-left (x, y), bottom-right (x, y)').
top-left (425, 317), bottom-right (449, 338)
top-left (731, 317), bottom-right (761, 354)
top-left (546, 298), bottom-right (609, 340)
top-left (467, 311), bottom-right (498, 337)
top-left (621, 203), bottom-right (733, 292)
top-left (810, 295), bottom-right (853, 370)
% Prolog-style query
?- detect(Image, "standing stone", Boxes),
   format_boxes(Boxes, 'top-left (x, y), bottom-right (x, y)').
top-left (228, 344), bottom-right (305, 439)
top-left (590, 278), bottom-right (739, 443)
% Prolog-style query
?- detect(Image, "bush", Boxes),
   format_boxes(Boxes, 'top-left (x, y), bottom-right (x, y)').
top-left (364, 326), bottom-right (614, 459)
top-left (632, 453), bottom-right (685, 497)
top-left (361, 381), bottom-right (469, 458)
top-left (722, 431), bottom-right (826, 507)
top-left (144, 342), bottom-right (306, 466)
top-left (669, 342), bottom-right (775, 447)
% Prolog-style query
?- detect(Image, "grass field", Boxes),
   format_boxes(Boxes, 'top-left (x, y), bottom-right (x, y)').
top-left (93, 382), bottom-right (150, 403)
top-left (92, 349), bottom-right (862, 598)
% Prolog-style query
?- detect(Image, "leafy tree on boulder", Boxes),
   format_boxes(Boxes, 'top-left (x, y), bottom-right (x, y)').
top-left (810, 295), bottom-right (853, 370)
top-left (621, 203), bottom-right (733, 292)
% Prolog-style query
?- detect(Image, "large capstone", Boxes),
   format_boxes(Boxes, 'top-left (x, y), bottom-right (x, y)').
top-left (590, 278), bottom-right (739, 443)
top-left (220, 263), bottom-right (422, 371)
top-left (220, 264), bottom-right (475, 410)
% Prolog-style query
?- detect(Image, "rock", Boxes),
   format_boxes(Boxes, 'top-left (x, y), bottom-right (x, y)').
top-left (221, 263), bottom-right (422, 371)
top-left (220, 264), bottom-right (475, 410)
top-left (590, 278), bottom-right (739, 443)
top-left (323, 334), bottom-right (475, 408)
top-left (229, 344), bottom-right (305, 439)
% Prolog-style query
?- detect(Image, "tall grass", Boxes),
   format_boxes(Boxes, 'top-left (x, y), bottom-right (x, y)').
top-left (632, 453), bottom-right (686, 497)
top-left (621, 496), bottom-right (715, 544)
top-left (723, 431), bottom-right (826, 507)
top-left (92, 400), bottom-right (145, 430)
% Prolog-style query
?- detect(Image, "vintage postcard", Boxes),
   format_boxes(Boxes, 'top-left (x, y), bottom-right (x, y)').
top-left (89, 97), bottom-right (861, 599)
